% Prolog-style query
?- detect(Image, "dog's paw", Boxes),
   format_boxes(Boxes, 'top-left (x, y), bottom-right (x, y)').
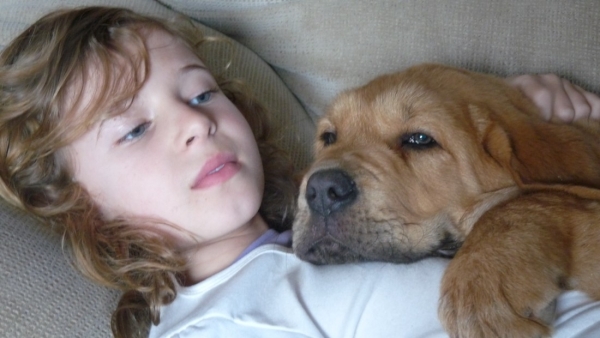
top-left (439, 259), bottom-right (555, 338)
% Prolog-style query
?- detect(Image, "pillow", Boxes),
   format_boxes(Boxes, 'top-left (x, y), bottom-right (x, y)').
top-left (0, 1), bottom-right (313, 337)
top-left (159, 0), bottom-right (600, 120)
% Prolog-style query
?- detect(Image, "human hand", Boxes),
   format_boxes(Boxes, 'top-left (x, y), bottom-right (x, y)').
top-left (506, 74), bottom-right (600, 123)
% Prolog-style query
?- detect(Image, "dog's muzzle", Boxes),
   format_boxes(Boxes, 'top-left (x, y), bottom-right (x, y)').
top-left (305, 168), bottom-right (358, 216)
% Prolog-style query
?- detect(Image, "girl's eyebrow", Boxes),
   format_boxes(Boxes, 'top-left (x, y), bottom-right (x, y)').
top-left (96, 97), bottom-right (138, 141)
top-left (94, 64), bottom-right (207, 141)
top-left (96, 115), bottom-right (124, 142)
top-left (179, 64), bottom-right (208, 76)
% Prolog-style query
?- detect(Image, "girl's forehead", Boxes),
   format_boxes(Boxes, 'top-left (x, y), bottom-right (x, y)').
top-left (145, 28), bottom-right (179, 49)
top-left (145, 29), bottom-right (207, 68)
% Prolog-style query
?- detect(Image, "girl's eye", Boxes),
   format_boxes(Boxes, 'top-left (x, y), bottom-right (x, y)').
top-left (189, 89), bottom-right (217, 106)
top-left (118, 122), bottom-right (151, 144)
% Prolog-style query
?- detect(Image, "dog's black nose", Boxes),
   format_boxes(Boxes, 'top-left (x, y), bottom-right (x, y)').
top-left (305, 169), bottom-right (357, 216)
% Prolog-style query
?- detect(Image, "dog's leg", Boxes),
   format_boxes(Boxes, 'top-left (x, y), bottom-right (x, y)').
top-left (570, 209), bottom-right (600, 300)
top-left (438, 190), bottom-right (586, 338)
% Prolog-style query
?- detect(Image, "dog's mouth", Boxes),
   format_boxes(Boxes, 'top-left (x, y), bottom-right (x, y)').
top-left (297, 232), bottom-right (463, 265)
top-left (296, 235), bottom-right (366, 265)
top-left (433, 234), bottom-right (462, 258)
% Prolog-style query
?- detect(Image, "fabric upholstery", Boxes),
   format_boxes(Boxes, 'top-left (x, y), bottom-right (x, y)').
top-left (159, 0), bottom-right (600, 121)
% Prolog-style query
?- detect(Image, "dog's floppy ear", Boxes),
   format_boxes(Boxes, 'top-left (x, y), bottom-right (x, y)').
top-left (469, 103), bottom-right (600, 188)
top-left (467, 104), bottom-right (525, 186)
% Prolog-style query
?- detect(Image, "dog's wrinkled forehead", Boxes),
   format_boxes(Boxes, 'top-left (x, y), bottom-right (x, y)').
top-left (316, 78), bottom-right (455, 152)
top-left (329, 80), bottom-right (428, 122)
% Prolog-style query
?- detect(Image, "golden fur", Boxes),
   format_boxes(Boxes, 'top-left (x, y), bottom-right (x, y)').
top-left (292, 63), bottom-right (600, 337)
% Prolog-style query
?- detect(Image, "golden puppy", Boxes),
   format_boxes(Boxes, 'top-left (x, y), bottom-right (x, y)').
top-left (292, 63), bottom-right (600, 337)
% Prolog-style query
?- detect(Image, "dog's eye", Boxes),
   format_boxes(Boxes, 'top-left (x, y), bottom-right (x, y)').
top-left (401, 132), bottom-right (436, 148)
top-left (321, 131), bottom-right (337, 146)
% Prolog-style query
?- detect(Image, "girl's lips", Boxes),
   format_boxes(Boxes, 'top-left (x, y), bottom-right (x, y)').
top-left (192, 153), bottom-right (240, 190)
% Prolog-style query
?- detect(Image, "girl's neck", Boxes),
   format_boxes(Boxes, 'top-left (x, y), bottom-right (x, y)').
top-left (182, 214), bottom-right (269, 285)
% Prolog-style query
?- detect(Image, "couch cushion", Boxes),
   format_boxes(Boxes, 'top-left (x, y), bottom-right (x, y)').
top-left (0, 1), bottom-right (313, 337)
top-left (0, 201), bottom-right (121, 337)
top-left (160, 0), bottom-right (600, 121)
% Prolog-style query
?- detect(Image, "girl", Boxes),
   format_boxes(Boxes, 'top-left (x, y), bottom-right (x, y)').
top-left (0, 6), bottom-right (599, 338)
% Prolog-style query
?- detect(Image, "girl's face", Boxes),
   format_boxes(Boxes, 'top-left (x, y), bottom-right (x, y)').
top-left (68, 29), bottom-right (264, 249)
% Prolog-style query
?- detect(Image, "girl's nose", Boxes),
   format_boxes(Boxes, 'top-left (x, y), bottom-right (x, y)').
top-left (176, 105), bottom-right (215, 149)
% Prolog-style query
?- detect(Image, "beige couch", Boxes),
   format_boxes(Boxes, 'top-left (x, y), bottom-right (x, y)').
top-left (1, 1), bottom-right (599, 336)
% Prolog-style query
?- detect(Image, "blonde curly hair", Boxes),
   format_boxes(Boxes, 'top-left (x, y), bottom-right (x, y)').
top-left (0, 6), bottom-right (296, 338)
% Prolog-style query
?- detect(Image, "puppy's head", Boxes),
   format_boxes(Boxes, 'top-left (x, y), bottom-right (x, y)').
top-left (292, 64), bottom-right (523, 265)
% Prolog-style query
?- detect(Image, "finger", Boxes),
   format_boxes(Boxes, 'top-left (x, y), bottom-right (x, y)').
top-left (532, 88), bottom-right (554, 121)
top-left (587, 92), bottom-right (600, 120)
top-left (514, 75), bottom-right (554, 120)
top-left (562, 80), bottom-right (591, 121)
top-left (535, 74), bottom-right (568, 121)
top-left (574, 84), bottom-right (600, 121)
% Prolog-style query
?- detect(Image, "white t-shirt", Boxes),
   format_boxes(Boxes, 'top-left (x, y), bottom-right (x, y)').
top-left (150, 244), bottom-right (448, 338)
top-left (149, 243), bottom-right (600, 338)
